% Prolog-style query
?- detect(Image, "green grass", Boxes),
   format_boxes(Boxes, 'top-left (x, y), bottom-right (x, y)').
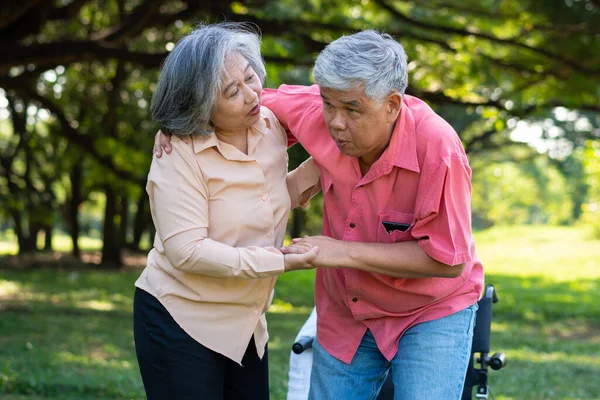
top-left (0, 225), bottom-right (599, 399)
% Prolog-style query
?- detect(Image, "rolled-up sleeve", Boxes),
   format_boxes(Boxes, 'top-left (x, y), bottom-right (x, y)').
top-left (411, 154), bottom-right (474, 266)
top-left (147, 141), bottom-right (285, 278)
top-left (287, 157), bottom-right (322, 209)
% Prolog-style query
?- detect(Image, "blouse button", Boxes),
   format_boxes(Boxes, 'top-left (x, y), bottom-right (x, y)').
top-left (253, 310), bottom-right (259, 315)
top-left (261, 194), bottom-right (269, 201)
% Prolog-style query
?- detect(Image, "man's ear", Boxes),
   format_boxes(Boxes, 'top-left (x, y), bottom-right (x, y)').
top-left (386, 92), bottom-right (402, 123)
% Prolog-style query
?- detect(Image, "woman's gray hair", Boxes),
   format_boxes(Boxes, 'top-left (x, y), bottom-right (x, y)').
top-left (150, 22), bottom-right (266, 136)
top-left (312, 30), bottom-right (408, 103)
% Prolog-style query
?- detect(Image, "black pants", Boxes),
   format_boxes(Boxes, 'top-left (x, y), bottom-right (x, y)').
top-left (133, 288), bottom-right (269, 400)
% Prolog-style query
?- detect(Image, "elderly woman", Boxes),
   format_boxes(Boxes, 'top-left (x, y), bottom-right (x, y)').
top-left (133, 23), bottom-right (320, 399)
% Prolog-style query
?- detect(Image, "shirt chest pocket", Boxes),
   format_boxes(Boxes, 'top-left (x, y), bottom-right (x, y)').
top-left (377, 211), bottom-right (415, 243)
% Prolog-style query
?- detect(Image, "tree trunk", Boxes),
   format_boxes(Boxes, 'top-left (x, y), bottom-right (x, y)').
top-left (22, 219), bottom-right (40, 254)
top-left (131, 188), bottom-right (149, 250)
top-left (101, 186), bottom-right (122, 267)
top-left (69, 163), bottom-right (82, 258)
top-left (118, 193), bottom-right (129, 250)
top-left (43, 225), bottom-right (53, 251)
top-left (10, 208), bottom-right (27, 255)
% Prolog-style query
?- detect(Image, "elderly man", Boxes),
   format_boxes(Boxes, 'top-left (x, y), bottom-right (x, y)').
top-left (156, 30), bottom-right (483, 399)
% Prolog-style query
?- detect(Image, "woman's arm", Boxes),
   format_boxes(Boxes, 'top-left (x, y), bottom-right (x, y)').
top-left (149, 138), bottom-right (317, 278)
top-left (287, 157), bottom-right (322, 209)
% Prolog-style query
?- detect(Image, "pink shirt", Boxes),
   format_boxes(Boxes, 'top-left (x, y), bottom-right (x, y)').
top-left (263, 85), bottom-right (484, 363)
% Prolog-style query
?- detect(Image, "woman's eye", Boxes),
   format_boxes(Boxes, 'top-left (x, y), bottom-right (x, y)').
top-left (229, 88), bottom-right (239, 98)
top-left (246, 74), bottom-right (254, 82)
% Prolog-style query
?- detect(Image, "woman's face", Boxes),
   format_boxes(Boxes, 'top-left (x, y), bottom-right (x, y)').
top-left (211, 52), bottom-right (262, 135)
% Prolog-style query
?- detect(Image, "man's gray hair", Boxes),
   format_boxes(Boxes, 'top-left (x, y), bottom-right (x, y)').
top-left (313, 30), bottom-right (408, 102)
top-left (151, 22), bottom-right (266, 136)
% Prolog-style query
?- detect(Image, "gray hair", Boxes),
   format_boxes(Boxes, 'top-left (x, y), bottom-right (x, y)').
top-left (313, 30), bottom-right (408, 102)
top-left (150, 22), bottom-right (266, 136)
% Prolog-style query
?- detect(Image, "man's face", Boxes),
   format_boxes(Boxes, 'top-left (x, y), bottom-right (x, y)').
top-left (320, 85), bottom-right (401, 166)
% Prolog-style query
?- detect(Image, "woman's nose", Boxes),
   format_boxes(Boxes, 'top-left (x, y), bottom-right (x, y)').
top-left (244, 84), bottom-right (259, 104)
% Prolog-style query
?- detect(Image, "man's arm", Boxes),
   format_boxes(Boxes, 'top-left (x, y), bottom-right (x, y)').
top-left (282, 236), bottom-right (465, 278)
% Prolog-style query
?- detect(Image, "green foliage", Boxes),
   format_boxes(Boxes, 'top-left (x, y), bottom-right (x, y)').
top-left (580, 141), bottom-right (600, 238)
top-left (0, 0), bottom-right (598, 252)
top-left (471, 156), bottom-right (573, 227)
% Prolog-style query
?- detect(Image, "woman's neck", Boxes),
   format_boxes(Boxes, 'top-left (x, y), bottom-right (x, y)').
top-left (215, 128), bottom-right (248, 155)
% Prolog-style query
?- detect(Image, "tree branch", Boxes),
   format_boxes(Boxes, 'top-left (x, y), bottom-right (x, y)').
top-left (0, 0), bottom-right (54, 42)
top-left (374, 0), bottom-right (600, 76)
top-left (48, 0), bottom-right (89, 21)
top-left (0, 40), bottom-right (168, 74)
top-left (0, 0), bottom-right (44, 30)
top-left (90, 0), bottom-right (166, 42)
top-left (405, 0), bottom-right (520, 19)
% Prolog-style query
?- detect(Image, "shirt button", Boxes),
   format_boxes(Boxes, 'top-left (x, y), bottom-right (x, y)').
top-left (253, 310), bottom-right (259, 315)
top-left (261, 194), bottom-right (268, 201)
top-left (349, 223), bottom-right (356, 228)
top-left (352, 297), bottom-right (358, 302)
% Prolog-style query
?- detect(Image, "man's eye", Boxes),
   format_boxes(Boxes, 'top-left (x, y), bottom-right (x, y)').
top-left (347, 108), bottom-right (357, 113)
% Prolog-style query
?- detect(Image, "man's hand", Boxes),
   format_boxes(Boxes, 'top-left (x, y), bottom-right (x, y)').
top-left (283, 246), bottom-right (319, 272)
top-left (154, 130), bottom-right (173, 158)
top-left (281, 236), bottom-right (348, 269)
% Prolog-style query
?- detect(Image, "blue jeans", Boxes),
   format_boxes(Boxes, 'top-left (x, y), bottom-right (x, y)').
top-left (308, 303), bottom-right (478, 400)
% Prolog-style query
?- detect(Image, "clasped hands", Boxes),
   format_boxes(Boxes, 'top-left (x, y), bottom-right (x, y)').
top-left (282, 235), bottom-right (347, 272)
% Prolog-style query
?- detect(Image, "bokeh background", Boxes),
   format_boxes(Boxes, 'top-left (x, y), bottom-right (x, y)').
top-left (0, 1), bottom-right (599, 399)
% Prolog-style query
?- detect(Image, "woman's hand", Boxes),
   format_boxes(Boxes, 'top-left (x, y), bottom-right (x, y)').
top-left (154, 130), bottom-right (173, 157)
top-left (283, 246), bottom-right (319, 272)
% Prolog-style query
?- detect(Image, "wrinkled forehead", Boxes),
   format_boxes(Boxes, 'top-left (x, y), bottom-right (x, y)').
top-left (319, 84), bottom-right (367, 104)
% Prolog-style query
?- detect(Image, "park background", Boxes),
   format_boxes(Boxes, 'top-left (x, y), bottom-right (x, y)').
top-left (0, 0), bottom-right (599, 399)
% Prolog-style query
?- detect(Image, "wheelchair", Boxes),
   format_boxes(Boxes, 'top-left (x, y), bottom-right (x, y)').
top-left (290, 284), bottom-right (507, 400)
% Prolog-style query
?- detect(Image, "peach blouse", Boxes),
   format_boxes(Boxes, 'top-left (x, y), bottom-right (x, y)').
top-left (135, 107), bottom-right (320, 364)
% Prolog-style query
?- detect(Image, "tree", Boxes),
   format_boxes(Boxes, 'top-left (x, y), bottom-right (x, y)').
top-left (1, 0), bottom-right (598, 261)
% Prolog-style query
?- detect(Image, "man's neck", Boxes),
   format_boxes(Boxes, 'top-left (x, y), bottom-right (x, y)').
top-left (358, 129), bottom-right (394, 176)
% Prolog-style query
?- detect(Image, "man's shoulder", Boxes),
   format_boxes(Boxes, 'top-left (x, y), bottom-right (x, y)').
top-left (404, 96), bottom-right (465, 160)
top-left (276, 84), bottom-right (321, 97)
top-left (262, 84), bottom-right (322, 120)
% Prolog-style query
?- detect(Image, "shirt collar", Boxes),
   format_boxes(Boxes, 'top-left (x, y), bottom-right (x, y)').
top-left (191, 108), bottom-right (269, 161)
top-left (371, 96), bottom-right (420, 176)
top-left (388, 97), bottom-right (420, 174)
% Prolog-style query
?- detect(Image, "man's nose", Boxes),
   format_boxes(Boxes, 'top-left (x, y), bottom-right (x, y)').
top-left (329, 111), bottom-right (346, 130)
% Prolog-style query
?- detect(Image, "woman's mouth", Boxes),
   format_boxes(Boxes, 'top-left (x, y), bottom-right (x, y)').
top-left (248, 104), bottom-right (261, 116)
